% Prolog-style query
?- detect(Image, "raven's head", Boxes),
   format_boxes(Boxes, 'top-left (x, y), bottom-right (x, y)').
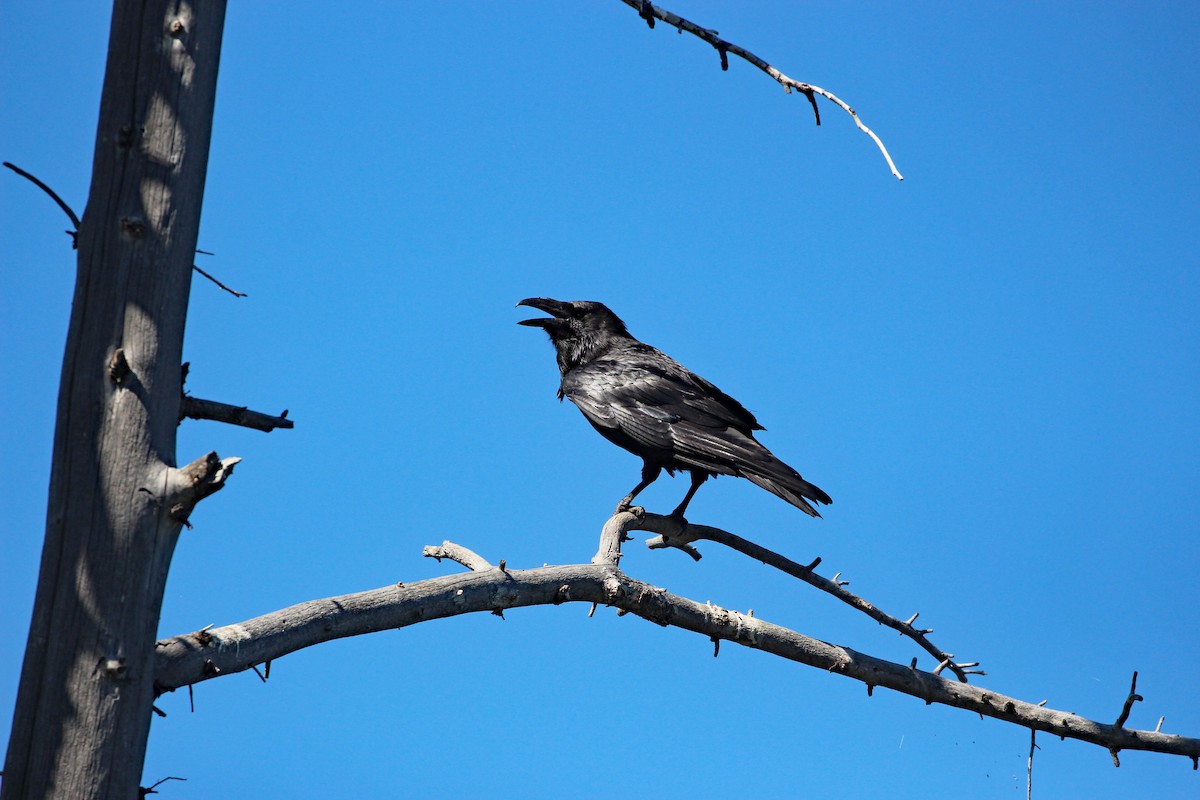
top-left (517, 297), bottom-right (631, 374)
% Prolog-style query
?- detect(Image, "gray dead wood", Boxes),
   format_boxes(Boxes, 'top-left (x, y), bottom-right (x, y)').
top-left (635, 511), bottom-right (978, 682)
top-left (153, 537), bottom-right (1200, 766)
top-left (618, 0), bottom-right (903, 179)
top-left (180, 395), bottom-right (294, 432)
top-left (1, 3), bottom-right (229, 798)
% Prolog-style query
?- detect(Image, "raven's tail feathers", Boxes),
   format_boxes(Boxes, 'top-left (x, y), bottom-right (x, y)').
top-left (742, 470), bottom-right (832, 518)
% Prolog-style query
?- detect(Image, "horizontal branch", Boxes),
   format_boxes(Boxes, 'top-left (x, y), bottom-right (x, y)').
top-left (178, 362), bottom-right (292, 432)
top-left (179, 396), bottom-right (293, 432)
top-left (619, 1), bottom-right (903, 179)
top-left (154, 548), bottom-right (1200, 766)
top-left (634, 512), bottom-right (976, 682)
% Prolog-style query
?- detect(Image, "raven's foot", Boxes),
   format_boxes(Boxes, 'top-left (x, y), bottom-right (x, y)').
top-left (615, 500), bottom-right (645, 518)
top-left (615, 492), bottom-right (644, 514)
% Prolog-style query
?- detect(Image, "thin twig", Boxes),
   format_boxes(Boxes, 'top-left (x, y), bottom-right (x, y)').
top-left (617, 1), bottom-right (903, 179)
top-left (4, 160), bottom-right (255, 302)
top-left (5, 162), bottom-right (252, 294)
top-left (1027, 728), bottom-right (1038, 800)
top-left (636, 512), bottom-right (974, 681)
top-left (1110, 670), bottom-right (1146, 766)
top-left (140, 776), bottom-right (187, 797)
top-left (3, 161), bottom-right (81, 229)
top-left (1115, 671), bottom-right (1144, 729)
top-left (192, 263), bottom-right (247, 298)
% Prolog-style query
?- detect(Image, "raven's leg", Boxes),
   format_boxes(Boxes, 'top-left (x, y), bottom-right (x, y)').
top-left (616, 462), bottom-right (662, 513)
top-left (670, 471), bottom-right (708, 519)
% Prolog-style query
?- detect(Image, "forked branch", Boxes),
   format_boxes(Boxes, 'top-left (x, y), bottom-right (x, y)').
top-left (633, 511), bottom-right (979, 682)
top-left (153, 534), bottom-right (1200, 767)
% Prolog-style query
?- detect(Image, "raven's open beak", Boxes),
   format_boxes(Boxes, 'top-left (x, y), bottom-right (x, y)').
top-left (516, 297), bottom-right (570, 327)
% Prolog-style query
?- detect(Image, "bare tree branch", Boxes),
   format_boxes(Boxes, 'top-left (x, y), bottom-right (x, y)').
top-left (1116, 671), bottom-right (1144, 729)
top-left (179, 362), bottom-right (294, 432)
top-left (153, 540), bottom-right (1200, 766)
top-left (3, 161), bottom-right (81, 244)
top-left (1111, 671), bottom-right (1147, 766)
top-left (159, 451), bottom-right (242, 530)
top-left (179, 396), bottom-right (293, 432)
top-left (618, 1), bottom-right (904, 180)
top-left (140, 776), bottom-right (187, 797)
top-left (593, 509), bottom-right (643, 566)
top-left (192, 262), bottom-right (247, 298)
top-left (4, 161), bottom-right (249, 293)
top-left (635, 511), bottom-right (976, 682)
top-left (1027, 728), bottom-right (1038, 800)
top-left (422, 541), bottom-right (494, 571)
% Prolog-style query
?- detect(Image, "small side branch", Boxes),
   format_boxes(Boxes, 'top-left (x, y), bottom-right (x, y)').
top-left (1115, 671), bottom-right (1144, 729)
top-left (1111, 671), bottom-right (1147, 767)
top-left (162, 451), bottom-right (241, 529)
top-left (5, 161), bottom-right (249, 291)
top-left (139, 776), bottom-right (187, 797)
top-left (617, 1), bottom-right (903, 179)
top-left (180, 396), bottom-right (293, 432)
top-left (180, 362), bottom-right (293, 432)
top-left (4, 160), bottom-right (81, 246)
top-left (636, 512), bottom-right (974, 682)
top-left (192, 263), bottom-right (246, 298)
top-left (1027, 728), bottom-right (1038, 800)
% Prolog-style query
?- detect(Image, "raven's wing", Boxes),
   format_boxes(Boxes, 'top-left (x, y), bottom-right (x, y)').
top-left (563, 355), bottom-right (767, 472)
top-left (563, 352), bottom-right (830, 515)
top-left (622, 344), bottom-right (763, 432)
top-left (562, 361), bottom-right (681, 464)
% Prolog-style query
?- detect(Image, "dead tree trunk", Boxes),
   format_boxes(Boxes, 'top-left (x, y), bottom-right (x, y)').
top-left (1, 2), bottom-right (227, 797)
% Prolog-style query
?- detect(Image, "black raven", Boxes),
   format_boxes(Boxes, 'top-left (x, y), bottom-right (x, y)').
top-left (517, 298), bottom-right (831, 518)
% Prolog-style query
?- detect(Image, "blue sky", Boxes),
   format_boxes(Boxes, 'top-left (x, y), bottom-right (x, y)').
top-left (2, 2), bottom-right (1198, 797)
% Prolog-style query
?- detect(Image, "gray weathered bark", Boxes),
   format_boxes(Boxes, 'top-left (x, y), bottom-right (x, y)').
top-left (1, 2), bottom-right (228, 797)
top-left (151, 517), bottom-right (1200, 768)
